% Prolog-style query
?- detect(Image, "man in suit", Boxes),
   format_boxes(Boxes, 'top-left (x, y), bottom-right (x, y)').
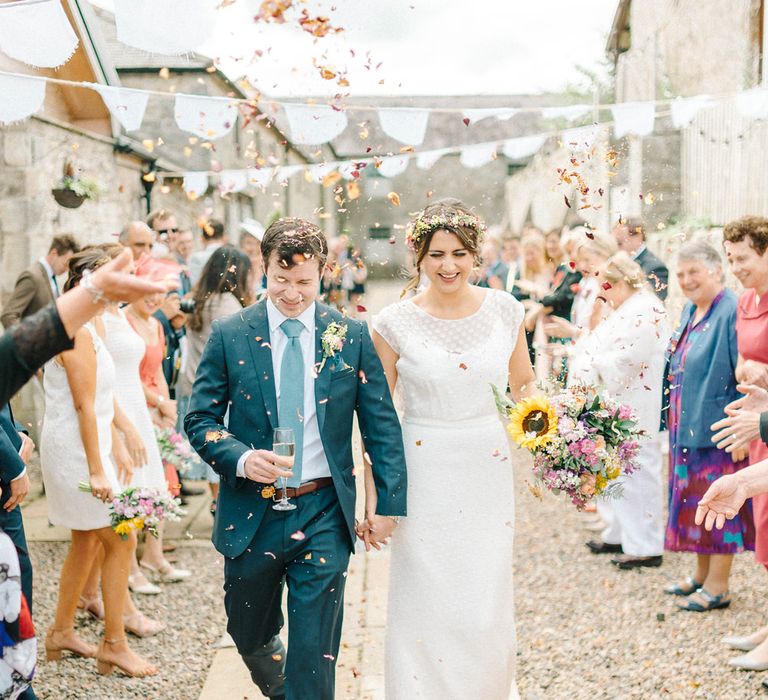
top-left (612, 217), bottom-right (669, 300)
top-left (1, 235), bottom-right (79, 328)
top-left (186, 218), bottom-right (407, 700)
top-left (0, 403), bottom-right (34, 699)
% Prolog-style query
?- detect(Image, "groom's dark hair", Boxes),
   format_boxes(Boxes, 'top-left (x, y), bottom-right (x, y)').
top-left (261, 217), bottom-right (328, 271)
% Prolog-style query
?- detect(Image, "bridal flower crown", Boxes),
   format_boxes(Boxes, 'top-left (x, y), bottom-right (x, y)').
top-left (405, 211), bottom-right (487, 251)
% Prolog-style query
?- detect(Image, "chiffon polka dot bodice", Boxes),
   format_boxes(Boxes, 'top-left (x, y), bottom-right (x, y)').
top-left (373, 289), bottom-right (525, 423)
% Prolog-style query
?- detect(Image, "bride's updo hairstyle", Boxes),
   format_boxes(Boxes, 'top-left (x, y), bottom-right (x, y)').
top-left (403, 198), bottom-right (487, 295)
top-left (601, 251), bottom-right (648, 292)
top-left (62, 246), bottom-right (111, 293)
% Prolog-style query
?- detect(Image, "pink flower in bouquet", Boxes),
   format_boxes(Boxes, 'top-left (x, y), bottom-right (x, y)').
top-left (618, 405), bottom-right (633, 420)
top-left (580, 439), bottom-right (596, 455)
top-left (169, 431), bottom-right (182, 445)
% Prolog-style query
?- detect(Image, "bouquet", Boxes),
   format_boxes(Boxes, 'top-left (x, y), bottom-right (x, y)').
top-left (492, 383), bottom-right (643, 509)
top-left (155, 427), bottom-right (196, 474)
top-left (78, 483), bottom-right (184, 539)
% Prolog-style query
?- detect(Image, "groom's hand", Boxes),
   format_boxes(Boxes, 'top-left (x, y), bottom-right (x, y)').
top-left (243, 450), bottom-right (294, 483)
top-left (366, 515), bottom-right (398, 550)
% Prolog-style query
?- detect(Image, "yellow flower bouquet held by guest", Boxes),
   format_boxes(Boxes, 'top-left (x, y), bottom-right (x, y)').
top-left (492, 383), bottom-right (645, 509)
top-left (78, 483), bottom-right (184, 538)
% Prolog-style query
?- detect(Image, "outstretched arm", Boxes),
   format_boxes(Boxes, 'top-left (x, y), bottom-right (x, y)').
top-left (696, 459), bottom-right (768, 531)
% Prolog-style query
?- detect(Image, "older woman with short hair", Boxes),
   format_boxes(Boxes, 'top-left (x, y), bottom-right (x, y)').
top-left (662, 240), bottom-right (754, 611)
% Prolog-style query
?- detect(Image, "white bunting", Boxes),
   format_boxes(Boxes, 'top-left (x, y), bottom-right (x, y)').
top-left (561, 125), bottom-right (601, 151)
top-left (274, 165), bottom-right (305, 182)
top-left (670, 95), bottom-right (715, 128)
top-left (114, 0), bottom-right (217, 55)
top-left (0, 73), bottom-right (46, 126)
top-left (283, 104), bottom-right (348, 145)
top-left (0, 0), bottom-right (78, 69)
top-left (376, 156), bottom-right (410, 179)
top-left (611, 101), bottom-right (655, 138)
top-left (219, 170), bottom-right (247, 194)
top-left (174, 94), bottom-right (238, 140)
top-left (416, 148), bottom-right (451, 170)
top-left (378, 108), bottom-right (430, 145)
top-left (736, 88), bottom-right (768, 120)
top-left (92, 85), bottom-right (149, 132)
top-left (502, 135), bottom-right (547, 160)
top-left (541, 104), bottom-right (591, 122)
top-left (183, 172), bottom-right (209, 198)
top-left (462, 108), bottom-right (517, 124)
top-left (247, 167), bottom-right (275, 189)
top-left (459, 142), bottom-right (497, 169)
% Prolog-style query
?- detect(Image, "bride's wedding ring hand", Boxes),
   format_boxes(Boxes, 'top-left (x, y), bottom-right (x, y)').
top-left (243, 450), bottom-right (294, 484)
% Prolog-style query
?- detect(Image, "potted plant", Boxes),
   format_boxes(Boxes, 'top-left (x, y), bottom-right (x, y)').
top-left (51, 162), bottom-right (101, 209)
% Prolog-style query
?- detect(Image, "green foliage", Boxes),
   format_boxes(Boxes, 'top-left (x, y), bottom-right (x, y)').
top-left (61, 175), bottom-right (101, 200)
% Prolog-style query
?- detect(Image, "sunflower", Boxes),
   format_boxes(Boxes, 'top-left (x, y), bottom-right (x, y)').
top-left (506, 396), bottom-right (559, 450)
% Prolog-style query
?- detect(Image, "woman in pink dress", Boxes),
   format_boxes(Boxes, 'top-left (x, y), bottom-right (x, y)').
top-left (721, 216), bottom-right (768, 666)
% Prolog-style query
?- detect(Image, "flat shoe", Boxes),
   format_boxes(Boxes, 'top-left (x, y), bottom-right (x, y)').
top-left (611, 555), bottom-right (663, 569)
top-left (664, 576), bottom-right (702, 596)
top-left (722, 635), bottom-right (761, 652)
top-left (586, 540), bottom-right (623, 554)
top-left (728, 654), bottom-right (768, 671)
top-left (675, 588), bottom-right (731, 612)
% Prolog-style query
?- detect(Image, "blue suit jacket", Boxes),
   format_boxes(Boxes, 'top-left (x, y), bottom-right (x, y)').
top-left (0, 405), bottom-right (25, 485)
top-left (185, 300), bottom-right (407, 558)
top-left (661, 290), bottom-right (740, 448)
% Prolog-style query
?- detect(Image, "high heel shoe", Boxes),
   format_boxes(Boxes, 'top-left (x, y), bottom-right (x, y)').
top-left (123, 612), bottom-right (166, 638)
top-left (77, 594), bottom-right (105, 620)
top-left (128, 573), bottom-right (161, 595)
top-left (45, 627), bottom-right (96, 661)
top-left (139, 560), bottom-right (191, 582)
top-left (95, 637), bottom-right (158, 678)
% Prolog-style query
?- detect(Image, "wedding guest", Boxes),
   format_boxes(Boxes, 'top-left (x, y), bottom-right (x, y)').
top-left (39, 248), bottom-right (157, 678)
top-left (571, 252), bottom-right (670, 568)
top-left (661, 241), bottom-right (754, 612)
top-left (1, 235), bottom-right (80, 328)
top-left (238, 226), bottom-right (266, 298)
top-left (175, 229), bottom-right (195, 268)
top-left (511, 231), bottom-right (552, 365)
top-left (147, 211), bottom-right (192, 296)
top-left (713, 215), bottom-right (768, 667)
top-left (544, 231), bottom-right (617, 339)
top-left (477, 237), bottom-right (509, 290)
top-left (346, 245), bottom-right (368, 318)
top-left (0, 250), bottom-right (175, 407)
top-left (124, 286), bottom-right (191, 583)
top-left (612, 217), bottom-right (669, 299)
top-left (545, 227), bottom-right (564, 269)
top-left (119, 222), bottom-right (154, 263)
top-left (500, 234), bottom-right (522, 292)
top-left (178, 246), bottom-right (254, 514)
top-left (189, 219), bottom-right (227, 285)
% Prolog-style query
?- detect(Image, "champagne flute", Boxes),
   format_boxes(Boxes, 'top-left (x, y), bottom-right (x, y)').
top-left (272, 427), bottom-right (296, 511)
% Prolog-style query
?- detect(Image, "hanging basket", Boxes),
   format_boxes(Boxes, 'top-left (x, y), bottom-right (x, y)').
top-left (51, 188), bottom-right (85, 209)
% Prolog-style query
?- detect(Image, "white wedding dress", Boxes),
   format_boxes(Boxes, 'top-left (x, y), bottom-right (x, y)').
top-left (373, 289), bottom-right (523, 700)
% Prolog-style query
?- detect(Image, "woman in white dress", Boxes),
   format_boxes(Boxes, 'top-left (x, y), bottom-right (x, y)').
top-left (369, 199), bottom-right (536, 700)
top-left (568, 252), bottom-right (671, 568)
top-left (40, 248), bottom-right (157, 678)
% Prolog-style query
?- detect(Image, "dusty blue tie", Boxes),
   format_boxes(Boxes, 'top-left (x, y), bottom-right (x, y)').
top-left (279, 319), bottom-right (305, 487)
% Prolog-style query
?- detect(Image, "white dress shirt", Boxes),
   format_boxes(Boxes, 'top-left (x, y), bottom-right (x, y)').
top-left (39, 257), bottom-right (58, 298)
top-left (236, 299), bottom-right (332, 482)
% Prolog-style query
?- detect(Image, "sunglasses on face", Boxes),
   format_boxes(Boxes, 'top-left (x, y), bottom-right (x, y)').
top-left (156, 227), bottom-right (179, 236)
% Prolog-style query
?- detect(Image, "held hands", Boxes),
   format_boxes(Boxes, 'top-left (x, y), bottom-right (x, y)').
top-left (355, 512), bottom-right (398, 551)
top-left (243, 450), bottom-right (294, 484)
top-left (695, 473), bottom-right (749, 531)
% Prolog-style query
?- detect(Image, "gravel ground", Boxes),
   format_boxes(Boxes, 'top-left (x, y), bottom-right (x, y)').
top-left (30, 540), bottom-right (226, 700)
top-left (512, 451), bottom-right (767, 700)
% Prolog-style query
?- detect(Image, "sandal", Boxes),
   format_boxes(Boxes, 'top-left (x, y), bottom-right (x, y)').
top-left (77, 594), bottom-right (105, 620)
top-left (664, 576), bottom-right (702, 596)
top-left (123, 612), bottom-right (166, 638)
top-left (676, 588), bottom-right (731, 612)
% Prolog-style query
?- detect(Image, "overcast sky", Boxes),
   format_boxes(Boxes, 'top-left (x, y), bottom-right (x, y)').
top-left (93, 0), bottom-right (618, 97)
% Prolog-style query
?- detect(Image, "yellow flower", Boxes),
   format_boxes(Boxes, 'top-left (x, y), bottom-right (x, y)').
top-left (114, 521), bottom-right (133, 537)
top-left (506, 396), bottom-right (558, 450)
top-left (595, 474), bottom-right (608, 493)
top-left (132, 518), bottom-right (145, 531)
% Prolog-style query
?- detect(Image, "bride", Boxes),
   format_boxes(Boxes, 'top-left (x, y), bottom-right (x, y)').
top-left (366, 199), bottom-right (535, 699)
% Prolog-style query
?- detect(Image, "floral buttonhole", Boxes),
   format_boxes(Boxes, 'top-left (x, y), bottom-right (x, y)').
top-left (319, 321), bottom-right (348, 372)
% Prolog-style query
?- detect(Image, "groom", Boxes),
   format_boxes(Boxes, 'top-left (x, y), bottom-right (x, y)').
top-left (185, 218), bottom-right (407, 699)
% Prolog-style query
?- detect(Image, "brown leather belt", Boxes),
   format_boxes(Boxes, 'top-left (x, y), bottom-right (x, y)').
top-left (261, 477), bottom-right (334, 501)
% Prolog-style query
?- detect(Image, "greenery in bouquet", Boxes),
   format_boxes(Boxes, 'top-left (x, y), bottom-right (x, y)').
top-left (155, 427), bottom-right (197, 474)
top-left (78, 483), bottom-right (184, 538)
top-left (492, 383), bottom-right (643, 509)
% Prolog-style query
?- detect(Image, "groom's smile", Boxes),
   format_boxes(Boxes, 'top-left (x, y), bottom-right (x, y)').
top-left (265, 252), bottom-right (321, 318)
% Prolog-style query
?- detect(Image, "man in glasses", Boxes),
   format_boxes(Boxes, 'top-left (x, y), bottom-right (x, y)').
top-left (148, 209), bottom-right (180, 252)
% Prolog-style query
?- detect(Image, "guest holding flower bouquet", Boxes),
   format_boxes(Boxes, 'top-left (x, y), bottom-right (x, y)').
top-left (662, 241), bottom-right (754, 612)
top-left (569, 252), bottom-right (671, 569)
top-left (39, 248), bottom-right (157, 678)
